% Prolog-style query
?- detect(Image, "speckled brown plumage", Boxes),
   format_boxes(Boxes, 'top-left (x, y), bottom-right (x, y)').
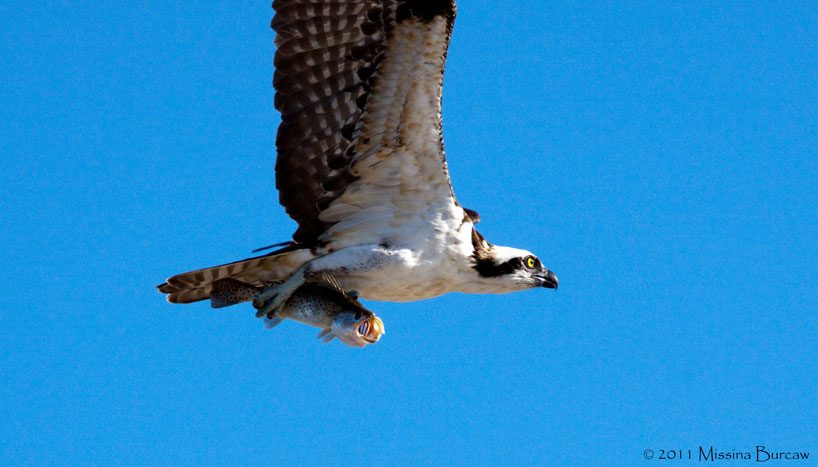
top-left (158, 0), bottom-right (477, 305)
top-left (272, 0), bottom-right (456, 243)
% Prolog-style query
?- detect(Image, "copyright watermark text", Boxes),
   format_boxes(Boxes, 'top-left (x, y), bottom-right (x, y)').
top-left (642, 446), bottom-right (810, 462)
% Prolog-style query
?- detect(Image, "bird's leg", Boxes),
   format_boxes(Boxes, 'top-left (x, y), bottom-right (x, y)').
top-left (253, 263), bottom-right (310, 317)
top-left (253, 245), bottom-right (399, 317)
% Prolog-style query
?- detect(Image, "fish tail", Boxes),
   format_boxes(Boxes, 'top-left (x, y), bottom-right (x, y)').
top-left (209, 278), bottom-right (261, 308)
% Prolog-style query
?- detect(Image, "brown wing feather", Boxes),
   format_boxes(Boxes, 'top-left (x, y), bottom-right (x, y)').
top-left (158, 1), bottom-right (459, 305)
top-left (271, 0), bottom-right (457, 243)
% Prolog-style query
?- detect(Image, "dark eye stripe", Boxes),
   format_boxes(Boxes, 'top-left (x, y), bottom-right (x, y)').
top-left (474, 256), bottom-right (520, 277)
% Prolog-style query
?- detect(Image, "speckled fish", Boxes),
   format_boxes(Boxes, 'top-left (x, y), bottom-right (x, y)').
top-left (209, 274), bottom-right (384, 347)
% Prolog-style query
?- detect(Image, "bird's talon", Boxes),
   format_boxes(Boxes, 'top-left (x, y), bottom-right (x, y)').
top-left (253, 297), bottom-right (273, 309)
top-left (255, 295), bottom-right (286, 318)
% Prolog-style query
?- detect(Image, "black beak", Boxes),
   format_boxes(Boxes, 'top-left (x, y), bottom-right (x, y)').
top-left (537, 269), bottom-right (559, 290)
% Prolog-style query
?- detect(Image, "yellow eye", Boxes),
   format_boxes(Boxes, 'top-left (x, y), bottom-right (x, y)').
top-left (526, 257), bottom-right (536, 268)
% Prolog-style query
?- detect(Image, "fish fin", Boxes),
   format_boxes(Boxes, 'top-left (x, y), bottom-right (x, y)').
top-left (316, 328), bottom-right (331, 339)
top-left (263, 316), bottom-right (284, 330)
top-left (317, 273), bottom-right (344, 293)
top-left (321, 332), bottom-right (336, 344)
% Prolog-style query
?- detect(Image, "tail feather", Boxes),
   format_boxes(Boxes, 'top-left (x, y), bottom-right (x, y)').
top-left (157, 244), bottom-right (315, 304)
top-left (167, 285), bottom-right (215, 304)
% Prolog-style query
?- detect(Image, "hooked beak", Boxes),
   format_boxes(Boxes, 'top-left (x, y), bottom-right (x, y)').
top-left (536, 269), bottom-right (559, 290)
top-left (358, 317), bottom-right (385, 343)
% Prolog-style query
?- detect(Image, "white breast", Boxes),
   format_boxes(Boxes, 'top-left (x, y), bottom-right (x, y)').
top-left (333, 203), bottom-right (475, 302)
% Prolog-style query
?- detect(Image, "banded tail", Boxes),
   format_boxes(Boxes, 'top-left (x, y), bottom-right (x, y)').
top-left (157, 243), bottom-right (316, 304)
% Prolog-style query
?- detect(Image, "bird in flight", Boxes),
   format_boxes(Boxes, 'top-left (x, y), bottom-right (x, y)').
top-left (158, 0), bottom-right (559, 333)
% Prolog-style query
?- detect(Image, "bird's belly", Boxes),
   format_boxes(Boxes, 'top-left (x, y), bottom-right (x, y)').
top-left (337, 261), bottom-right (457, 302)
top-left (322, 205), bottom-right (475, 302)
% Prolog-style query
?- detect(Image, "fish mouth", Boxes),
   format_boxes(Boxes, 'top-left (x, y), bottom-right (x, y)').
top-left (358, 317), bottom-right (385, 343)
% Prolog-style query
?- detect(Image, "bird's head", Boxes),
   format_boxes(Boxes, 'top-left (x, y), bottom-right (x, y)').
top-left (470, 229), bottom-right (558, 292)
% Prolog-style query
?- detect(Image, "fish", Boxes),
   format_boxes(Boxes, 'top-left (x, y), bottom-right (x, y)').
top-left (209, 274), bottom-right (384, 347)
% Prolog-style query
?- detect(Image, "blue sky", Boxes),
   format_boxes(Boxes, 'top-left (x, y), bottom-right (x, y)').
top-left (1, 1), bottom-right (816, 465)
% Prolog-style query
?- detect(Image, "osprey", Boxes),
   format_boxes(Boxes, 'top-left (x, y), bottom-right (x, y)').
top-left (158, 0), bottom-right (558, 318)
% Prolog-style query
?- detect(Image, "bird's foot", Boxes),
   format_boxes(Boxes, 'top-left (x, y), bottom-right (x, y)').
top-left (253, 271), bottom-right (306, 318)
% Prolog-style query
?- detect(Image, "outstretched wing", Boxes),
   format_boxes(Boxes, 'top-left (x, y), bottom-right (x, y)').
top-left (272, 0), bottom-right (459, 244)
